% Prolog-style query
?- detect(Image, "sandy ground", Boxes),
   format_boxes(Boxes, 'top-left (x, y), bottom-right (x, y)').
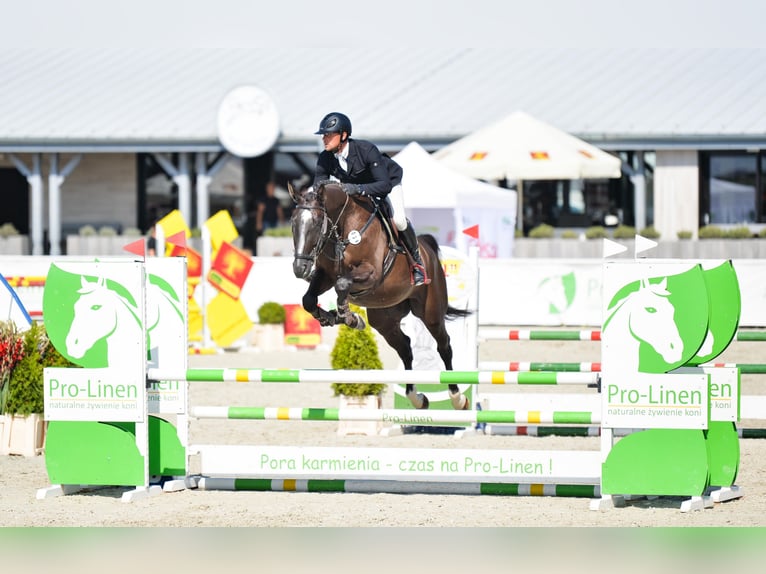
top-left (1, 329), bottom-right (765, 530)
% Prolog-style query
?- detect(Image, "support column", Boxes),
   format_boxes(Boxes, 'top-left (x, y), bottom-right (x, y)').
top-left (9, 153), bottom-right (44, 255)
top-left (153, 153), bottom-right (193, 228)
top-left (195, 152), bottom-right (230, 228)
top-left (631, 151), bottom-right (646, 231)
top-left (48, 153), bottom-right (81, 255)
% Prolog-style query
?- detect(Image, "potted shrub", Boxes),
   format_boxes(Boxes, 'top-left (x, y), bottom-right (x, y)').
top-left (257, 225), bottom-right (294, 256)
top-left (0, 222), bottom-right (29, 255)
top-left (1, 322), bottom-right (74, 456)
top-left (251, 301), bottom-right (286, 350)
top-left (329, 305), bottom-right (385, 436)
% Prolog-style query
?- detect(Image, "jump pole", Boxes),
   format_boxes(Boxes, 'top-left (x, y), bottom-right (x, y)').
top-left (148, 368), bottom-right (599, 386)
top-left (190, 405), bottom-right (601, 425)
top-left (478, 328), bottom-right (766, 342)
top-left (196, 477), bottom-right (601, 498)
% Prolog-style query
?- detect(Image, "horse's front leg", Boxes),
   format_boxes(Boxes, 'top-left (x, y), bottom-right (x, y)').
top-left (302, 270), bottom-right (338, 327)
top-left (334, 276), bottom-right (366, 330)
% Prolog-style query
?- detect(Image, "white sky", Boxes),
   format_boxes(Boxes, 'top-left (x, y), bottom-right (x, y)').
top-left (4, 0), bottom-right (766, 49)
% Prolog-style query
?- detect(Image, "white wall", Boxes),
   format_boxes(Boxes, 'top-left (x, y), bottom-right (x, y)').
top-left (654, 150), bottom-right (699, 240)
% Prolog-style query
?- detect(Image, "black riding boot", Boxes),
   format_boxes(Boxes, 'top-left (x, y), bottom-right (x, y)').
top-left (401, 222), bottom-right (428, 286)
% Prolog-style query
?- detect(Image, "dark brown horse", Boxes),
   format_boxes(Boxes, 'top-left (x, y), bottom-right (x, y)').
top-left (289, 181), bottom-right (470, 410)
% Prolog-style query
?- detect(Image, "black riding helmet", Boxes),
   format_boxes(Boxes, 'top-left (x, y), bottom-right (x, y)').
top-left (314, 112), bottom-right (352, 140)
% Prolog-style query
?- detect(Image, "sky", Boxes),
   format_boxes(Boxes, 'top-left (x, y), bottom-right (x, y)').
top-left (4, 0), bottom-right (766, 50)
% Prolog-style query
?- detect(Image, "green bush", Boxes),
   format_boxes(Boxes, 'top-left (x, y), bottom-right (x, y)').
top-left (612, 225), bottom-right (636, 239)
top-left (98, 226), bottom-right (118, 237)
top-left (725, 226), bottom-right (753, 239)
top-left (560, 229), bottom-right (578, 239)
top-left (698, 225), bottom-right (724, 239)
top-left (257, 301), bottom-right (286, 324)
top-left (122, 227), bottom-right (142, 236)
top-left (584, 226), bottom-right (607, 239)
top-left (677, 230), bottom-right (693, 240)
top-left (78, 224), bottom-right (97, 237)
top-left (330, 305), bottom-right (385, 397)
top-left (528, 224), bottom-right (555, 239)
top-left (0, 222), bottom-right (20, 238)
top-left (639, 226), bottom-right (661, 239)
top-left (514, 228), bottom-right (524, 238)
top-left (759, 228), bottom-right (766, 239)
top-left (264, 226), bottom-right (293, 237)
top-left (4, 323), bottom-right (75, 415)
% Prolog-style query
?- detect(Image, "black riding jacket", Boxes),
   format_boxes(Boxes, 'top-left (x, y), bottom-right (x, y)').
top-left (314, 138), bottom-right (403, 199)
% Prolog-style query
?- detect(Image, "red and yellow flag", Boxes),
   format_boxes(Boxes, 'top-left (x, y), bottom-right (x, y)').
top-left (283, 304), bottom-right (321, 348)
top-left (206, 241), bottom-right (253, 299)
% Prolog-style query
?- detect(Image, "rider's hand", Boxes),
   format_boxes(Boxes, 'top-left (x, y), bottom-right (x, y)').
top-left (341, 183), bottom-right (361, 196)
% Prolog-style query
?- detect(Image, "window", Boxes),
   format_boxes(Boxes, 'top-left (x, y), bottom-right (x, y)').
top-left (700, 151), bottom-right (763, 225)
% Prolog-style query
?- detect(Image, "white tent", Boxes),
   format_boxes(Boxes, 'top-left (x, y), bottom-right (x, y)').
top-left (393, 141), bottom-right (516, 258)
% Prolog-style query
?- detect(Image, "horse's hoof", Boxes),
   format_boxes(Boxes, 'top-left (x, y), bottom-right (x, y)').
top-left (352, 314), bottom-right (366, 330)
top-left (406, 392), bottom-right (429, 410)
top-left (449, 392), bottom-right (468, 410)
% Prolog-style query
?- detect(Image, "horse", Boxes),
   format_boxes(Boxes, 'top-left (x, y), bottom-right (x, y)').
top-left (66, 276), bottom-right (145, 370)
top-left (289, 181), bottom-right (471, 410)
top-left (603, 276), bottom-right (683, 373)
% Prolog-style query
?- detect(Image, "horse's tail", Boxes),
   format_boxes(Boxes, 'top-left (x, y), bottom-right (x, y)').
top-left (418, 233), bottom-right (474, 321)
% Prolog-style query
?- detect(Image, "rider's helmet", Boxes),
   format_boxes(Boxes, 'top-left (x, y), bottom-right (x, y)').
top-left (314, 112), bottom-right (352, 139)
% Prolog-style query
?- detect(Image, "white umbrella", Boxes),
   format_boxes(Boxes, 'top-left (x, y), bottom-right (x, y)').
top-left (434, 111), bottom-right (622, 230)
top-left (434, 111), bottom-right (622, 180)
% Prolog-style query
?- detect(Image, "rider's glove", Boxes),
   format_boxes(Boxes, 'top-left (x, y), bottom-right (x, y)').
top-left (341, 183), bottom-right (361, 196)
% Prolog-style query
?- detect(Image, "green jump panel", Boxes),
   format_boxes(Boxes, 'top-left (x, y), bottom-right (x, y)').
top-left (602, 429), bottom-right (709, 496)
top-left (706, 421), bottom-right (740, 487)
top-left (45, 416), bottom-right (185, 487)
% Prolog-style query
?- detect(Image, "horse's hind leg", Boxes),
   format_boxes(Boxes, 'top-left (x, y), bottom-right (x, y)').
top-left (367, 307), bottom-right (429, 410)
top-left (419, 304), bottom-right (469, 411)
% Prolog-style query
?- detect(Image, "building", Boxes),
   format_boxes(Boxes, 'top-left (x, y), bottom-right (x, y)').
top-left (2, 47), bottom-right (766, 254)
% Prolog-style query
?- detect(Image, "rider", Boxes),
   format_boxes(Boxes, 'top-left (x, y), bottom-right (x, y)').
top-left (312, 112), bottom-right (428, 286)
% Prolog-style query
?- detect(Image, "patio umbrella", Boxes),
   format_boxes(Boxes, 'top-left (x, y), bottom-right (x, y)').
top-left (434, 111), bottom-right (622, 180)
top-left (434, 111), bottom-right (622, 229)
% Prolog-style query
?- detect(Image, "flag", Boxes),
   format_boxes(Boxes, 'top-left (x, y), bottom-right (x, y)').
top-left (205, 210), bottom-right (239, 253)
top-left (283, 304), bottom-right (321, 348)
top-left (462, 224), bottom-right (480, 239)
top-left (157, 209), bottom-right (191, 242)
top-left (123, 238), bottom-right (146, 257)
top-left (166, 230), bottom-right (187, 252)
top-left (206, 241), bottom-right (253, 299)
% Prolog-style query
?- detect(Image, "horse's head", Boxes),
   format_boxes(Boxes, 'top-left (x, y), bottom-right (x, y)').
top-left (628, 277), bottom-right (683, 364)
top-left (289, 181), bottom-right (330, 280)
top-left (65, 276), bottom-right (118, 358)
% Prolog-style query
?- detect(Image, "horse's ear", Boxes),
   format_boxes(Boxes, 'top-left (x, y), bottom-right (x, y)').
top-left (288, 182), bottom-right (300, 204)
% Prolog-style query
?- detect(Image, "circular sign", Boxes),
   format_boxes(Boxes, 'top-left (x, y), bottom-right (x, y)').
top-left (347, 230), bottom-right (362, 245)
top-left (216, 85), bottom-right (280, 158)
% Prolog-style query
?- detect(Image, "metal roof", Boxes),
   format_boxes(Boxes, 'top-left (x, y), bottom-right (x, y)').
top-left (2, 47), bottom-right (766, 153)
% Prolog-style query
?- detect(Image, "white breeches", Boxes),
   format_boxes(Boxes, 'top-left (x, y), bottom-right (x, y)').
top-left (389, 184), bottom-right (407, 230)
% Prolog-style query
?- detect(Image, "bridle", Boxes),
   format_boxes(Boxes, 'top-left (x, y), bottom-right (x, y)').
top-left (293, 186), bottom-right (379, 274)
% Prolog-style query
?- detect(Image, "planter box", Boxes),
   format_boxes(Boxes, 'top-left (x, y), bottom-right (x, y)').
top-left (0, 413), bottom-right (46, 457)
top-left (249, 323), bottom-right (285, 351)
top-left (337, 394), bottom-right (382, 437)
top-left (0, 235), bottom-right (29, 255)
top-left (256, 236), bottom-right (293, 257)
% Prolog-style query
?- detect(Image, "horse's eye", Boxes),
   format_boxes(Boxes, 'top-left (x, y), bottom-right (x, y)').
top-left (91, 304), bottom-right (102, 311)
top-left (645, 306), bottom-right (656, 314)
